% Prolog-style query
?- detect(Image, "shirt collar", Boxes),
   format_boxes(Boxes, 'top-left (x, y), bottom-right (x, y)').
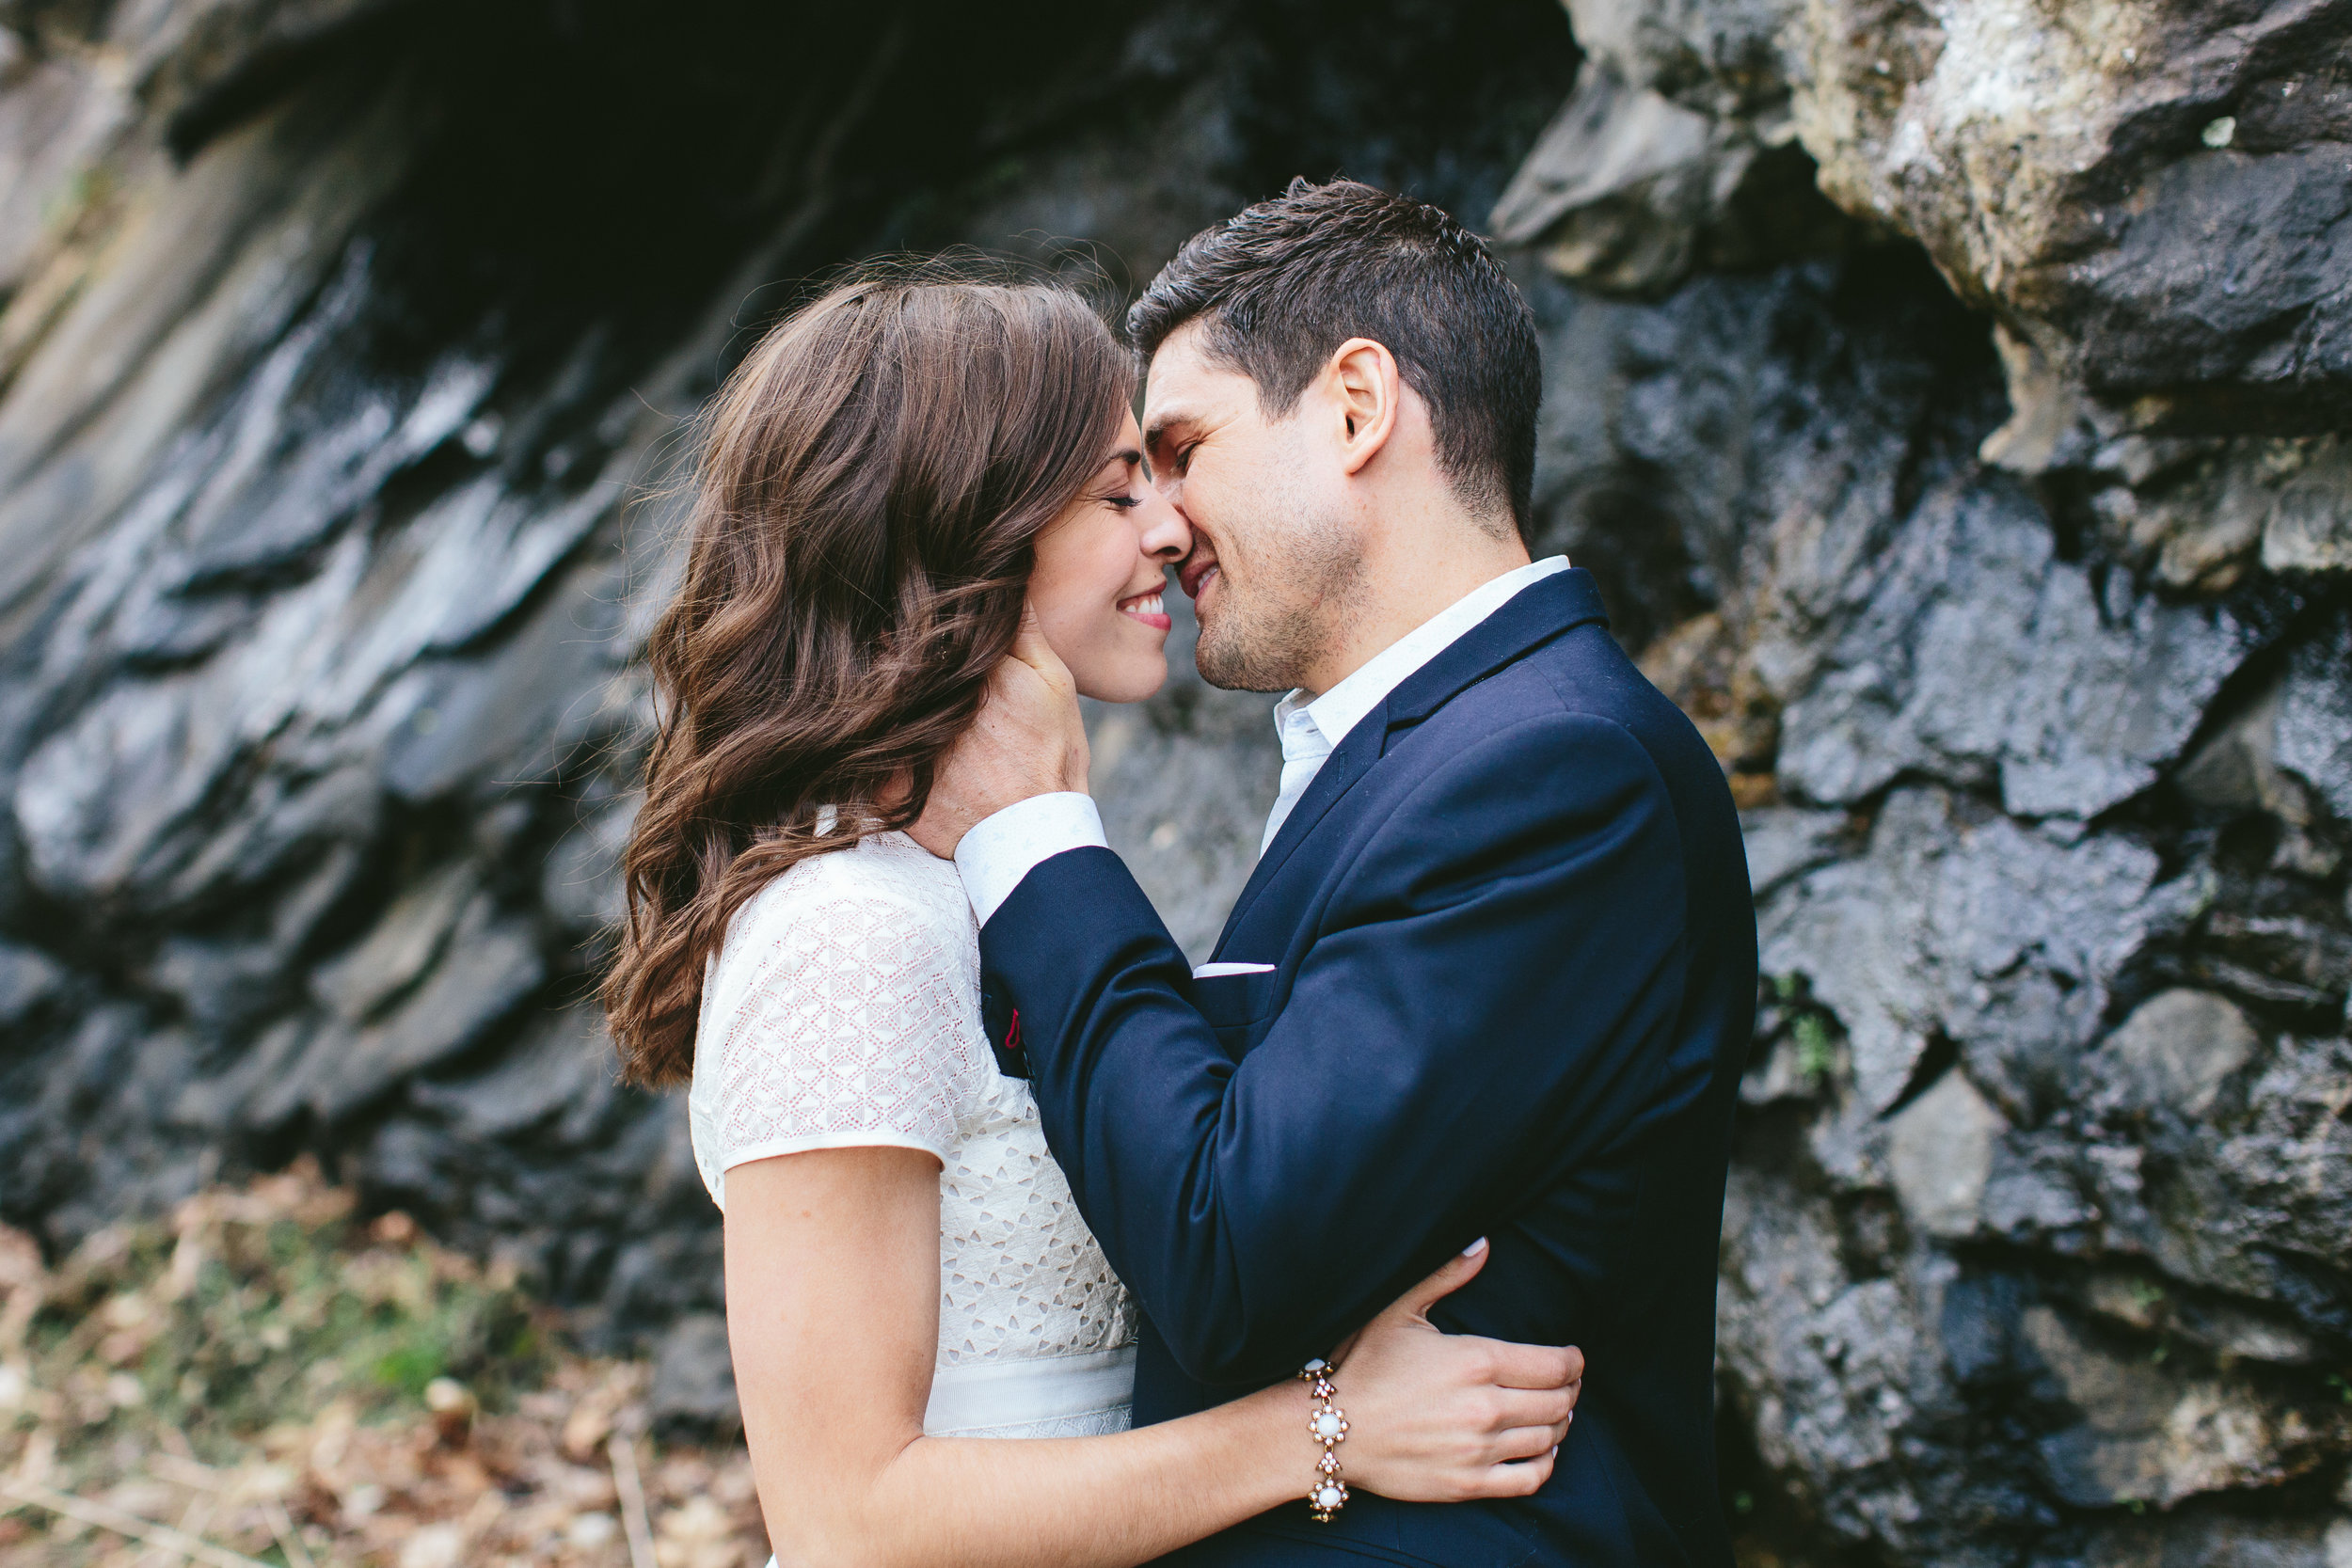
top-left (1280, 556), bottom-right (1570, 752)
top-left (1270, 689), bottom-right (1327, 759)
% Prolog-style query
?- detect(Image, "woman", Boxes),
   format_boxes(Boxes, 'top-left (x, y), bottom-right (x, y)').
top-left (602, 269), bottom-right (1582, 1566)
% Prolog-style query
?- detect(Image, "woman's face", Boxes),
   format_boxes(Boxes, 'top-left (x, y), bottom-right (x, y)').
top-left (1029, 409), bottom-right (1190, 704)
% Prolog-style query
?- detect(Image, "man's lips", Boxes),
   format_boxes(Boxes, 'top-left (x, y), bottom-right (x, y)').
top-left (1179, 559), bottom-right (1219, 600)
top-left (1118, 589), bottom-right (1172, 631)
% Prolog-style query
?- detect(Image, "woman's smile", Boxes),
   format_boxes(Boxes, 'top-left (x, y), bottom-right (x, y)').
top-left (1027, 407), bottom-right (1190, 703)
top-left (1118, 589), bottom-right (1171, 631)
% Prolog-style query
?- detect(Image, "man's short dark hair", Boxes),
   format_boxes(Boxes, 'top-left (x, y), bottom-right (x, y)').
top-left (1127, 178), bottom-right (1541, 534)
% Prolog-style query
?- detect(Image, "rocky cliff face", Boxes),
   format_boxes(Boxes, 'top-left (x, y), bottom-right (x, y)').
top-left (0, 2), bottom-right (2344, 1564)
top-left (1500, 4), bottom-right (2352, 1562)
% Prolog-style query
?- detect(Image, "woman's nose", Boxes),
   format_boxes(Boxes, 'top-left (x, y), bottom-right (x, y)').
top-left (1135, 485), bottom-right (1192, 562)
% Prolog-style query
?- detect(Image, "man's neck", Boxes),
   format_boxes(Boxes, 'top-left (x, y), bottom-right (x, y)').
top-left (1297, 523), bottom-right (1534, 698)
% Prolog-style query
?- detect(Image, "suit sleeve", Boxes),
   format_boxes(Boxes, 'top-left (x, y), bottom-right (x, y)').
top-left (978, 710), bottom-right (1691, 1385)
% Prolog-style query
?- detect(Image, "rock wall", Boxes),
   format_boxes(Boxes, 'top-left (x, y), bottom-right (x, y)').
top-left (0, 2), bottom-right (2345, 1564)
top-left (1498, 3), bottom-right (2352, 1562)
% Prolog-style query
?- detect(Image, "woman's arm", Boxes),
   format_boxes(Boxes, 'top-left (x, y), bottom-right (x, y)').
top-left (725, 1147), bottom-right (1581, 1568)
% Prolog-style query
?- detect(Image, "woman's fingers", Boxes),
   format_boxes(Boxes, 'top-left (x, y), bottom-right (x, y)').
top-left (1331, 1249), bottom-right (1590, 1508)
top-left (1470, 1337), bottom-right (1582, 1390)
top-left (1487, 1385), bottom-right (1577, 1434)
top-left (1465, 1447), bottom-right (1557, 1498)
top-left (1487, 1423), bottom-right (1565, 1465)
top-left (1370, 1238), bottom-right (1491, 1327)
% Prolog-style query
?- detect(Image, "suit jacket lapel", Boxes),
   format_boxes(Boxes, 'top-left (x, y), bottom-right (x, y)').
top-left (1211, 569), bottom-right (1611, 952)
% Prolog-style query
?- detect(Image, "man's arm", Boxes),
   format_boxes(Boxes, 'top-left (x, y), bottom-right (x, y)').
top-left (980, 710), bottom-right (1690, 1385)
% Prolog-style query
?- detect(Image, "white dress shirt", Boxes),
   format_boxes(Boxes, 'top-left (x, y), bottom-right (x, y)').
top-left (955, 556), bottom-right (1572, 928)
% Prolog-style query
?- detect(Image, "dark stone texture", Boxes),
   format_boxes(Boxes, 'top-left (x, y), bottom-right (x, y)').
top-left (0, 939), bottom-right (63, 1027)
top-left (1490, 13), bottom-right (2352, 1544)
top-left (1511, 0), bottom-right (2352, 589)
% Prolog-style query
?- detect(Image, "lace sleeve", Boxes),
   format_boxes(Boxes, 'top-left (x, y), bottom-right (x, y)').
top-left (703, 884), bottom-right (979, 1173)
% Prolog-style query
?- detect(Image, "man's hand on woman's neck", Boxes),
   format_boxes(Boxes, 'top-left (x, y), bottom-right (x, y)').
top-left (908, 609), bottom-right (1090, 860)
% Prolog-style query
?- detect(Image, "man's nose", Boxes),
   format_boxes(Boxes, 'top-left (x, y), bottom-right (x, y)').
top-left (1136, 484), bottom-right (1193, 562)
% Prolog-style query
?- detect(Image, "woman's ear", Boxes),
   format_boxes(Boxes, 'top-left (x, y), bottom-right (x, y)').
top-left (1324, 337), bottom-right (1401, 477)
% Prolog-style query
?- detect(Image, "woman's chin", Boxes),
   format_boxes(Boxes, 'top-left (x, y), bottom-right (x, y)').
top-left (1073, 655), bottom-right (1169, 705)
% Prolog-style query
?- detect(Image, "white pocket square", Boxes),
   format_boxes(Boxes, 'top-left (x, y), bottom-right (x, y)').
top-left (1191, 961), bottom-right (1277, 978)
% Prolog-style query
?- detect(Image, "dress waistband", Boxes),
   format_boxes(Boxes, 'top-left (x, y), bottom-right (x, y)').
top-left (923, 1345), bottom-right (1136, 1435)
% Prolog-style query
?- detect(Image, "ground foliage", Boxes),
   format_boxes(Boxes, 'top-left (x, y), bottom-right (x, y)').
top-left (0, 1164), bottom-right (763, 1567)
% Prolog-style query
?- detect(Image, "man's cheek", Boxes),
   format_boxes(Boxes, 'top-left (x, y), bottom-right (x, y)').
top-left (1196, 488), bottom-right (1239, 574)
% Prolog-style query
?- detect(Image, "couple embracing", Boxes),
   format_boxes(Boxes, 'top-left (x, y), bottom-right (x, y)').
top-left (604, 180), bottom-right (1756, 1568)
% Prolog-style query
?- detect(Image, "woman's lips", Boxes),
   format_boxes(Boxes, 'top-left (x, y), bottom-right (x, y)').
top-left (1118, 590), bottom-right (1172, 632)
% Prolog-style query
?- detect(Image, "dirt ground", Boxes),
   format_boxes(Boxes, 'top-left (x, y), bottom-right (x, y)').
top-left (0, 1164), bottom-right (768, 1568)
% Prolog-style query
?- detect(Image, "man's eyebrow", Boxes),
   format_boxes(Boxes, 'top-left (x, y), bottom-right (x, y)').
top-left (1142, 410), bottom-right (1198, 453)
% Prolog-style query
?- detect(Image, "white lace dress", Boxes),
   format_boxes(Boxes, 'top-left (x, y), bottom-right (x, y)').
top-left (688, 829), bottom-right (1138, 1439)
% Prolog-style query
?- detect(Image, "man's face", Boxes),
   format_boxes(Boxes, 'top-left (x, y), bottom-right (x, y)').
top-left (1142, 323), bottom-right (1362, 694)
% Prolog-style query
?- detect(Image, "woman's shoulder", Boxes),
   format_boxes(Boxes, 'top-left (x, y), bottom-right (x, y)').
top-left (691, 832), bottom-right (985, 1194)
top-left (722, 831), bottom-right (973, 969)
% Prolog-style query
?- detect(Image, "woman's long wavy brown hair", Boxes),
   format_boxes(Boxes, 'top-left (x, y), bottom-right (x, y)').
top-left (603, 269), bottom-right (1136, 1087)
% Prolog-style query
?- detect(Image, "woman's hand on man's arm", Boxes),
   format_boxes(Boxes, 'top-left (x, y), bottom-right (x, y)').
top-left (1336, 1239), bottom-right (1585, 1502)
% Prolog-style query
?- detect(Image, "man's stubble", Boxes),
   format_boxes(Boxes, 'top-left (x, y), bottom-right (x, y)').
top-left (1192, 477), bottom-right (1364, 695)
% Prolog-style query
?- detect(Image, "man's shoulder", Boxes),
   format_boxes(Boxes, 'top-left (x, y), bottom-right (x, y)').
top-left (1518, 622), bottom-right (1749, 878)
top-left (1409, 621), bottom-right (1707, 773)
top-left (1375, 664), bottom-right (1676, 833)
top-left (1385, 622), bottom-right (1742, 863)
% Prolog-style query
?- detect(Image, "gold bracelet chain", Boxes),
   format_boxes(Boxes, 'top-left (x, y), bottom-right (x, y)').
top-left (1297, 1356), bottom-right (1350, 1521)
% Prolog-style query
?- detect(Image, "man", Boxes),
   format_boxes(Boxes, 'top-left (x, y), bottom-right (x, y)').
top-left (917, 180), bottom-right (1756, 1566)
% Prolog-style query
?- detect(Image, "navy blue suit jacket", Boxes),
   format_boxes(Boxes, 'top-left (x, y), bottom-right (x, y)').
top-left (978, 570), bottom-right (1756, 1567)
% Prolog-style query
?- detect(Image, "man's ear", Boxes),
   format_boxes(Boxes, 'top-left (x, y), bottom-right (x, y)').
top-left (1323, 338), bottom-right (1401, 478)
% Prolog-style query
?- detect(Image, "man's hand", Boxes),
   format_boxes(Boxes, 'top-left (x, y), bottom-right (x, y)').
top-left (908, 609), bottom-right (1090, 858)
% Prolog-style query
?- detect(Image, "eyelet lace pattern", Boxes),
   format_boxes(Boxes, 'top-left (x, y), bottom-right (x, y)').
top-left (688, 832), bottom-right (1137, 1418)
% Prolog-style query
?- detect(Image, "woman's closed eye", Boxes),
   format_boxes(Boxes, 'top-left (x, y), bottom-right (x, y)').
top-left (1095, 448), bottom-right (1149, 511)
